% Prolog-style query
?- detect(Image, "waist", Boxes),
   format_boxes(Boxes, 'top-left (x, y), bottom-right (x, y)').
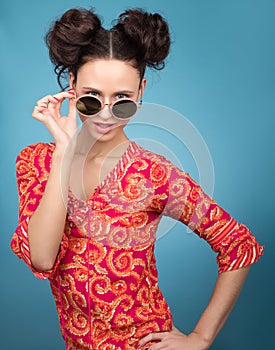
top-left (63, 316), bottom-right (173, 349)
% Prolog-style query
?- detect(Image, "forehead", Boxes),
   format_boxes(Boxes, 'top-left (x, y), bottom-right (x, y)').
top-left (77, 59), bottom-right (140, 90)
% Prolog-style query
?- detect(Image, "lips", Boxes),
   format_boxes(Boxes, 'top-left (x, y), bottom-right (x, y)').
top-left (94, 122), bottom-right (116, 134)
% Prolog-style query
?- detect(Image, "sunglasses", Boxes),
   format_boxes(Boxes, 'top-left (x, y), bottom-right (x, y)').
top-left (75, 95), bottom-right (142, 120)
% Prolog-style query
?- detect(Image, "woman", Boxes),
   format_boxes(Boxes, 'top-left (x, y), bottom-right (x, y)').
top-left (11, 7), bottom-right (264, 350)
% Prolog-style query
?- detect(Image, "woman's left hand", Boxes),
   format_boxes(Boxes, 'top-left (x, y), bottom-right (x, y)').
top-left (138, 325), bottom-right (210, 350)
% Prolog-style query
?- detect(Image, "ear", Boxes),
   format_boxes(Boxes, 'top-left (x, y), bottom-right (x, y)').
top-left (69, 72), bottom-right (76, 89)
top-left (138, 77), bottom-right (146, 100)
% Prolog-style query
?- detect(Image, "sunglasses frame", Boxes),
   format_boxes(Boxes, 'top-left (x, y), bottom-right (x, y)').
top-left (75, 94), bottom-right (142, 120)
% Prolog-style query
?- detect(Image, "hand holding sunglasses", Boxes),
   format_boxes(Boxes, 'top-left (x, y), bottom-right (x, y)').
top-left (75, 95), bottom-right (142, 120)
top-left (32, 89), bottom-right (78, 148)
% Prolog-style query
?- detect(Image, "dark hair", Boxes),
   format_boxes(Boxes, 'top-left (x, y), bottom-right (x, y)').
top-left (45, 7), bottom-right (171, 90)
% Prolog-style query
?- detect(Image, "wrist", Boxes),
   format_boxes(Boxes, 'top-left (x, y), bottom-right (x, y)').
top-left (53, 141), bottom-right (76, 159)
top-left (51, 149), bottom-right (74, 176)
top-left (188, 331), bottom-right (212, 350)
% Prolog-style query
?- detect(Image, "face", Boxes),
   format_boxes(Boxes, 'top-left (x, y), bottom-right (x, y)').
top-left (70, 59), bottom-right (146, 143)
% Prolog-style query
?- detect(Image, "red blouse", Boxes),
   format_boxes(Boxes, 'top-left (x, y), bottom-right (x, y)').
top-left (10, 141), bottom-right (263, 349)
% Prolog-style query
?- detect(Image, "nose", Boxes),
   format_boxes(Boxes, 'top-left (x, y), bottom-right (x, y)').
top-left (99, 102), bottom-right (112, 120)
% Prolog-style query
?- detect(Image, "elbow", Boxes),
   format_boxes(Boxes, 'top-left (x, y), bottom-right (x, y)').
top-left (30, 256), bottom-right (56, 273)
top-left (28, 229), bottom-right (58, 272)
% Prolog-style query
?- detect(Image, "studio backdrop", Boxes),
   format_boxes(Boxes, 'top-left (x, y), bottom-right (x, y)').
top-left (1, 0), bottom-right (274, 349)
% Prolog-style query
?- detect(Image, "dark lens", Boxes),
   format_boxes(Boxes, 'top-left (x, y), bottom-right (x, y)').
top-left (76, 96), bottom-right (101, 116)
top-left (112, 100), bottom-right (137, 119)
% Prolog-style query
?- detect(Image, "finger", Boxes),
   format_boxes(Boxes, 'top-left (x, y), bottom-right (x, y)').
top-left (36, 94), bottom-right (53, 107)
top-left (32, 107), bottom-right (63, 141)
top-left (35, 92), bottom-right (75, 122)
top-left (51, 89), bottom-right (76, 105)
top-left (50, 90), bottom-right (77, 121)
top-left (47, 95), bottom-right (62, 111)
top-left (149, 342), bottom-right (167, 350)
top-left (36, 90), bottom-right (75, 107)
top-left (67, 95), bottom-right (77, 119)
top-left (36, 95), bottom-right (59, 111)
top-left (138, 332), bottom-right (168, 347)
top-left (32, 105), bottom-right (48, 121)
top-left (48, 91), bottom-right (76, 114)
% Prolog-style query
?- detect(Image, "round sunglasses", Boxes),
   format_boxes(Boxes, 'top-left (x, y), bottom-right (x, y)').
top-left (75, 95), bottom-right (141, 120)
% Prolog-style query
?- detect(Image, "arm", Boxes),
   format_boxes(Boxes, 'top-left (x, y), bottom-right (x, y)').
top-left (192, 265), bottom-right (251, 346)
top-left (138, 265), bottom-right (251, 349)
top-left (28, 90), bottom-right (77, 272)
top-left (28, 147), bottom-right (73, 271)
top-left (12, 90), bottom-right (77, 274)
top-left (138, 158), bottom-right (263, 349)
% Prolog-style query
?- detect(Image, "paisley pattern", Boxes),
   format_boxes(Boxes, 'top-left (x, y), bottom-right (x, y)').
top-left (11, 142), bottom-right (264, 349)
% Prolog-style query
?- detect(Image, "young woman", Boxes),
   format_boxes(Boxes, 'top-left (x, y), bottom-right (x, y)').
top-left (11, 7), bottom-right (264, 350)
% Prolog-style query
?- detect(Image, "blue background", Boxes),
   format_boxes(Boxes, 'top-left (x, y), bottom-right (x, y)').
top-left (1, 0), bottom-right (274, 348)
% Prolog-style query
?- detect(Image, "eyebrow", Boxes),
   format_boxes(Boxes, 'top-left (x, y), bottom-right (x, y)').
top-left (82, 86), bottom-right (135, 94)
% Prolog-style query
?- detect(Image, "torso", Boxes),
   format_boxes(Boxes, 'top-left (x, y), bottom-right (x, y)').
top-left (13, 141), bottom-right (177, 348)
top-left (69, 140), bottom-right (131, 201)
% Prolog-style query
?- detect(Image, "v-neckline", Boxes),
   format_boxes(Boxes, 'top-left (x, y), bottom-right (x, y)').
top-left (68, 141), bottom-right (139, 204)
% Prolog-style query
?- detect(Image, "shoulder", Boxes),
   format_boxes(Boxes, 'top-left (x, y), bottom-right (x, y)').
top-left (16, 142), bottom-right (55, 180)
top-left (132, 142), bottom-right (180, 172)
top-left (132, 142), bottom-right (170, 164)
top-left (129, 142), bottom-right (184, 183)
top-left (16, 142), bottom-right (55, 162)
top-left (132, 142), bottom-right (192, 183)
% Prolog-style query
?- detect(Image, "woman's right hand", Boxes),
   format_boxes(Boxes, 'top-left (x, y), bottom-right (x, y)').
top-left (32, 89), bottom-right (77, 151)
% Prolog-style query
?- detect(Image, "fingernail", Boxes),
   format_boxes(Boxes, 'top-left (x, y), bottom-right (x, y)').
top-left (53, 96), bottom-right (60, 102)
top-left (68, 91), bottom-right (75, 95)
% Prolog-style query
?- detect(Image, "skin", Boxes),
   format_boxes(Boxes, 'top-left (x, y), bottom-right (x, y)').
top-left (29, 59), bottom-right (145, 270)
top-left (69, 60), bottom-right (146, 200)
top-left (30, 58), bottom-right (251, 350)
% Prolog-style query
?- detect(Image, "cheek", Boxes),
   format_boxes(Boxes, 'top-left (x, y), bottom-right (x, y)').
top-left (116, 119), bottom-right (129, 127)
top-left (78, 114), bottom-right (89, 123)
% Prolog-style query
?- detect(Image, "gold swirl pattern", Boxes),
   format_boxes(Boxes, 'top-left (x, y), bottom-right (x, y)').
top-left (113, 313), bottom-right (134, 328)
top-left (106, 226), bottom-right (132, 248)
top-left (149, 161), bottom-right (170, 188)
top-left (90, 276), bottom-right (111, 296)
top-left (111, 280), bottom-right (127, 295)
top-left (68, 237), bottom-right (87, 254)
top-left (69, 311), bottom-right (89, 336)
top-left (10, 141), bottom-right (264, 349)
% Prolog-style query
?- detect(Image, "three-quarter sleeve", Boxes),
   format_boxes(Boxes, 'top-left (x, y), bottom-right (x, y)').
top-left (160, 159), bottom-right (264, 273)
top-left (10, 143), bottom-right (69, 280)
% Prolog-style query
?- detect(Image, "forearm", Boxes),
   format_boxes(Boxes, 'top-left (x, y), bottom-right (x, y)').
top-left (193, 265), bottom-right (251, 347)
top-left (28, 148), bottom-right (73, 271)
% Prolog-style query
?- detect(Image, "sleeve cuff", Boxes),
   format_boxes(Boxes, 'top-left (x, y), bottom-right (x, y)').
top-left (10, 218), bottom-right (69, 280)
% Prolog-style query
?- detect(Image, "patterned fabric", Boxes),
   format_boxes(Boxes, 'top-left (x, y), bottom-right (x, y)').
top-left (11, 142), bottom-right (264, 349)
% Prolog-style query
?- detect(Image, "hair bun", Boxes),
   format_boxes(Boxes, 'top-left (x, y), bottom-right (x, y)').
top-left (113, 9), bottom-right (170, 70)
top-left (45, 8), bottom-right (102, 84)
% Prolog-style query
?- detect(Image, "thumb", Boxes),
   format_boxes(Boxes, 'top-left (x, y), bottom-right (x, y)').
top-left (68, 97), bottom-right (77, 119)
